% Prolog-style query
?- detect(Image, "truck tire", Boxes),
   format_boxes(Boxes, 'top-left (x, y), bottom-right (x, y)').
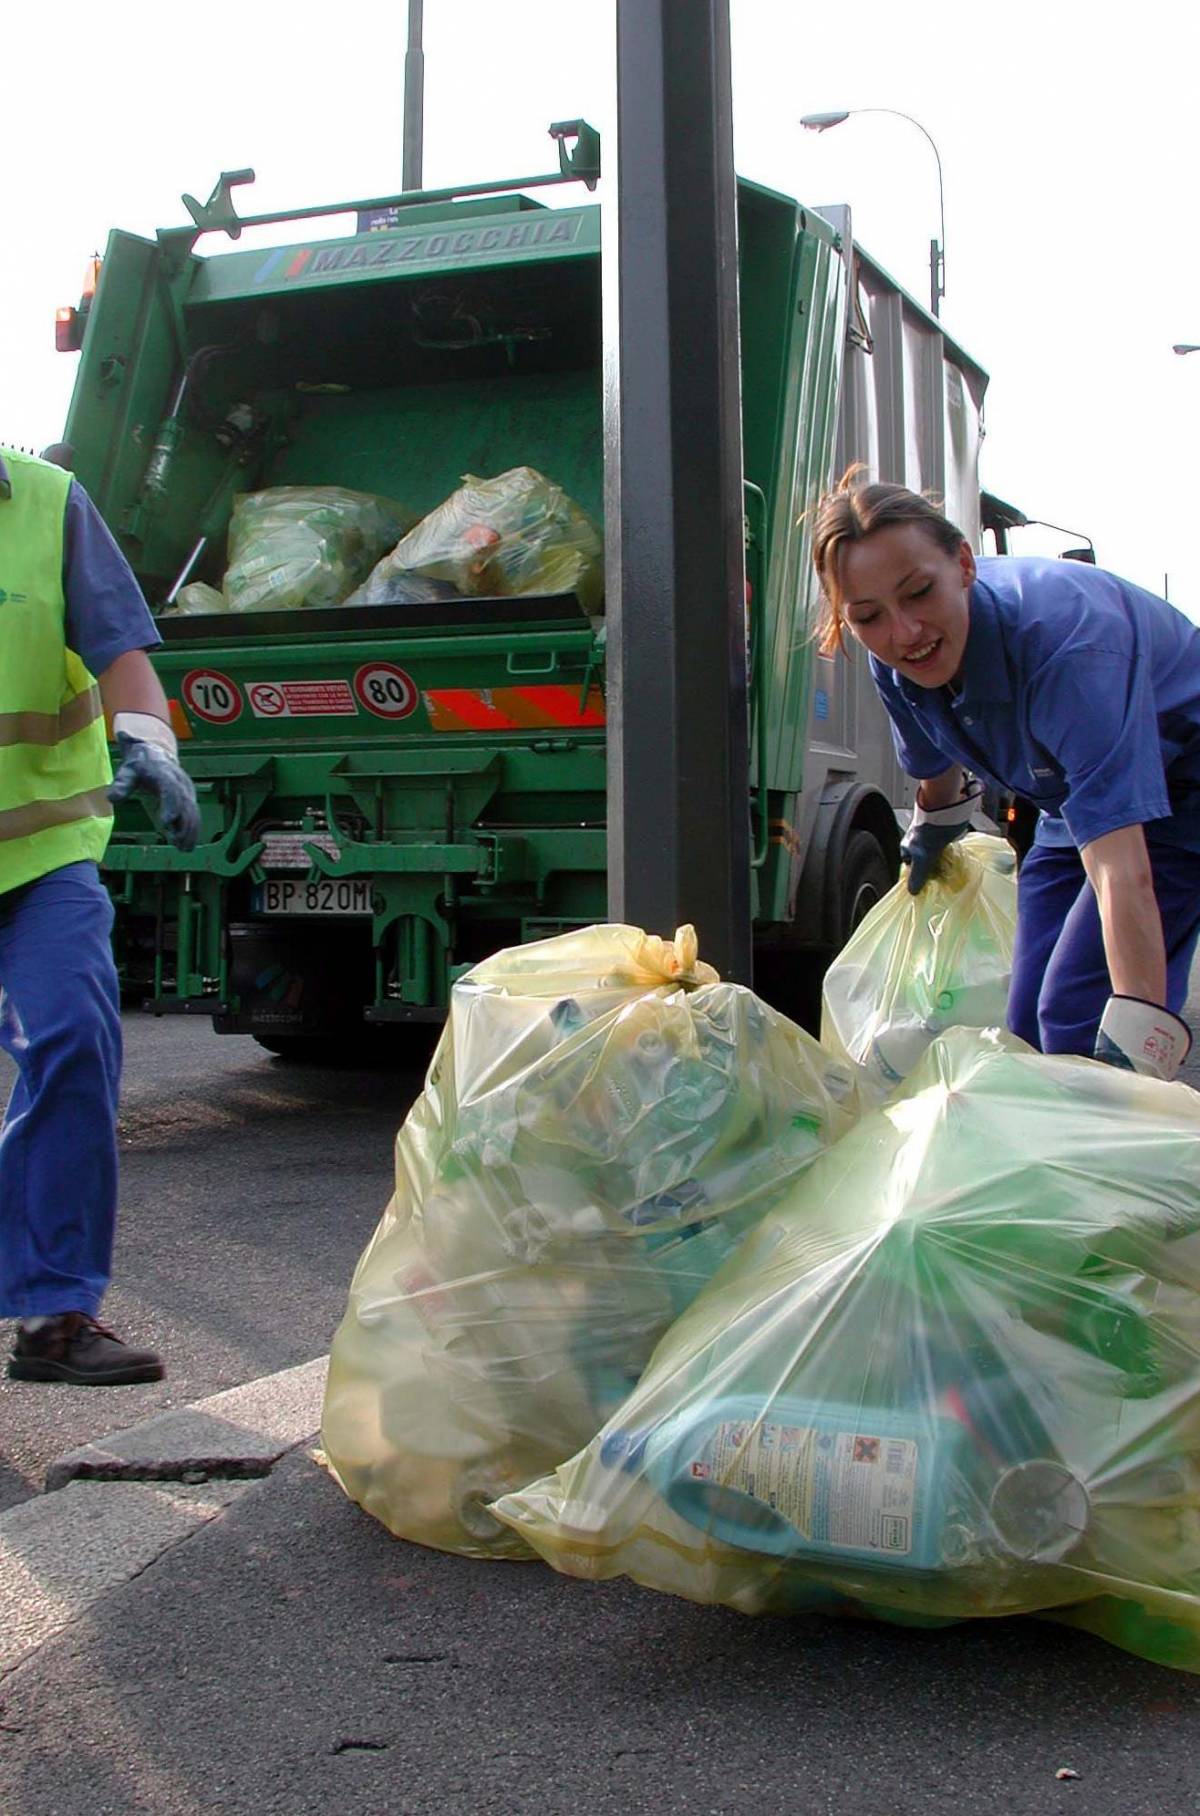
top-left (837, 829), bottom-right (894, 946)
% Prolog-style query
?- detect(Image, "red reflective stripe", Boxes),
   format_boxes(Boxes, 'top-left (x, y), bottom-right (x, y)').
top-left (518, 684), bottom-right (605, 728)
top-left (498, 688), bottom-right (558, 728)
top-left (427, 689), bottom-right (519, 731)
top-left (425, 685), bottom-right (607, 732)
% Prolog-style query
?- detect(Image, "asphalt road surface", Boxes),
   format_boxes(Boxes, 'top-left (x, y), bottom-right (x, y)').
top-left (0, 1017), bottom-right (430, 1514)
top-left (4, 1444), bottom-right (1200, 1816)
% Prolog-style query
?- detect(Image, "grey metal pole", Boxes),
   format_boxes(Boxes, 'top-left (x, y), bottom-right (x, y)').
top-left (603, 0), bottom-right (752, 982)
top-left (403, 0), bottom-right (425, 192)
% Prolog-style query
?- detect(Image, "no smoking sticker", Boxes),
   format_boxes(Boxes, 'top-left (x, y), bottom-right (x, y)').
top-left (181, 669), bottom-right (242, 724)
top-left (249, 682), bottom-right (287, 717)
top-left (247, 679), bottom-right (358, 718)
top-left (353, 662), bottom-right (418, 720)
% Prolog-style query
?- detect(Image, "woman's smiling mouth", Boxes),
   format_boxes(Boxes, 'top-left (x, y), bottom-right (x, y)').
top-left (902, 637), bottom-right (942, 667)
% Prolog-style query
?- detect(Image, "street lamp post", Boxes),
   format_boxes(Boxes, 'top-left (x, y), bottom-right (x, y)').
top-left (800, 108), bottom-right (946, 318)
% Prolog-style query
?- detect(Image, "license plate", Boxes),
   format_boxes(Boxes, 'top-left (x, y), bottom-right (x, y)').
top-left (253, 880), bottom-right (373, 916)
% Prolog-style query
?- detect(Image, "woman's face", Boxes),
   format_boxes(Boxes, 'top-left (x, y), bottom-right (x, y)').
top-left (836, 523), bottom-right (976, 688)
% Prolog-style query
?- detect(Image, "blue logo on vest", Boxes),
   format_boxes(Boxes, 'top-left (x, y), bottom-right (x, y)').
top-left (0, 588), bottom-right (28, 606)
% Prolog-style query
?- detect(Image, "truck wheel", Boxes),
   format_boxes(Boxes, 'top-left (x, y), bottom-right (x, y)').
top-left (837, 829), bottom-right (894, 945)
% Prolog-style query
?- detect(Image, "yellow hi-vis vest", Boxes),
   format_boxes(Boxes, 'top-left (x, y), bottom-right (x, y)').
top-left (0, 450), bottom-right (113, 895)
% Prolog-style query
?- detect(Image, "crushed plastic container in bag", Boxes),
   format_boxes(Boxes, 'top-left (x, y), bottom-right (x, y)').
top-left (322, 923), bottom-right (855, 1559)
top-left (221, 486), bottom-right (413, 613)
top-left (821, 831), bottom-right (1017, 1107)
top-left (169, 581), bottom-right (229, 616)
top-left (345, 466), bottom-right (603, 613)
top-left (494, 1027), bottom-right (1200, 1673)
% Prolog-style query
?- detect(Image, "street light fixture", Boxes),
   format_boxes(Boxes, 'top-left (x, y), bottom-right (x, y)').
top-left (800, 108), bottom-right (946, 319)
top-left (1173, 344), bottom-right (1200, 356)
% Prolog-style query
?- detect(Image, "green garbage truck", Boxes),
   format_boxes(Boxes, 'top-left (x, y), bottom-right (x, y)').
top-left (55, 126), bottom-right (990, 1055)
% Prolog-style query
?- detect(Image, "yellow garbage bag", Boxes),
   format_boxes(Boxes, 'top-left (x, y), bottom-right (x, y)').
top-left (494, 1028), bottom-right (1200, 1674)
top-left (346, 466), bottom-right (603, 613)
top-left (821, 832), bottom-right (1017, 1108)
top-left (222, 486), bottom-right (413, 613)
top-left (322, 923), bottom-right (855, 1558)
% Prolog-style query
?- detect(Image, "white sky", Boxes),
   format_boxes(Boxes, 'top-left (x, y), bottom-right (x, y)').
top-left (3, 1), bottom-right (1197, 607)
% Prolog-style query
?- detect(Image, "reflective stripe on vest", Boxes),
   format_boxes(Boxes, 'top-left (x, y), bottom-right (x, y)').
top-left (0, 786), bottom-right (114, 844)
top-left (0, 685), bottom-right (103, 749)
top-left (0, 450), bottom-right (113, 894)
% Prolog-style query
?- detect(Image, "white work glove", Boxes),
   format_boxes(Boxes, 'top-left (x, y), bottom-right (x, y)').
top-left (107, 711), bottom-right (200, 852)
top-left (900, 780), bottom-right (982, 895)
top-left (1094, 995), bottom-right (1192, 1082)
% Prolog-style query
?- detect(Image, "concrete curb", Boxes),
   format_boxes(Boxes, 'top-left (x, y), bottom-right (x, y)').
top-left (0, 1478), bottom-right (253, 1679)
top-left (43, 1354), bottom-right (329, 1490)
top-left (0, 1354), bottom-right (329, 1681)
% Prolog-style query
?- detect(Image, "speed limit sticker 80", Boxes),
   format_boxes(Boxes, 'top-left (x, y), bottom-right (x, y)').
top-left (181, 669), bottom-right (242, 725)
top-left (353, 662), bottom-right (419, 720)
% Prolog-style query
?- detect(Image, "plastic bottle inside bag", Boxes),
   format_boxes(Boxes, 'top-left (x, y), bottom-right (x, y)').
top-left (605, 1389), bottom-right (1090, 1577)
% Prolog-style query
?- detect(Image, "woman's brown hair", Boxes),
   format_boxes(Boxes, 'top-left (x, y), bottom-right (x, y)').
top-left (812, 465), bottom-right (965, 654)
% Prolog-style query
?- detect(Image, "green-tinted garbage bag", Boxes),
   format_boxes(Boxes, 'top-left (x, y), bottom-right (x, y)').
top-left (821, 832), bottom-right (1017, 1109)
top-left (170, 581), bottom-right (229, 616)
top-left (494, 1028), bottom-right (1200, 1674)
top-left (222, 486), bottom-right (412, 613)
top-left (346, 466), bottom-right (603, 613)
top-left (322, 923), bottom-right (854, 1559)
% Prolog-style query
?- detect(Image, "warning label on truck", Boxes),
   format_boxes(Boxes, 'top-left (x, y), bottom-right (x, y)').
top-left (246, 680), bottom-right (357, 718)
top-left (695, 1420), bottom-right (918, 1556)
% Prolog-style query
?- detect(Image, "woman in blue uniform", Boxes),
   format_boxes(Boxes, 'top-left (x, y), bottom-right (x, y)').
top-left (811, 472), bottom-right (1200, 1082)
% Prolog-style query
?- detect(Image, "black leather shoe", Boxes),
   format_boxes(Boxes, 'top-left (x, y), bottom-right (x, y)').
top-left (7, 1313), bottom-right (164, 1386)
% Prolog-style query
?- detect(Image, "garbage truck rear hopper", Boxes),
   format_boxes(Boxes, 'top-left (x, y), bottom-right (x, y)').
top-left (57, 130), bottom-right (989, 1052)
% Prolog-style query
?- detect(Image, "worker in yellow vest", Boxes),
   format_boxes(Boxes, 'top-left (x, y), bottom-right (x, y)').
top-left (1, 448), bottom-right (198, 1385)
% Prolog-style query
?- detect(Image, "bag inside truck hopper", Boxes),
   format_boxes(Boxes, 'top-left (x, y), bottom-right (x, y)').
top-left (346, 466), bottom-right (603, 613)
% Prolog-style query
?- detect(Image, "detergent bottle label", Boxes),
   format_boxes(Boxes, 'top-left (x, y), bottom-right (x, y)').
top-left (699, 1418), bottom-right (920, 1556)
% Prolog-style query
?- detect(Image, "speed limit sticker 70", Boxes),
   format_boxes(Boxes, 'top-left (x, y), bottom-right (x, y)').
top-left (353, 662), bottom-right (418, 720)
top-left (181, 669), bottom-right (242, 724)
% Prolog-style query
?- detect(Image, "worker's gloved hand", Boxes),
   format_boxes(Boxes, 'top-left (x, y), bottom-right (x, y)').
top-left (900, 782), bottom-right (981, 895)
top-left (1094, 995), bottom-right (1192, 1082)
top-left (107, 714), bottom-right (200, 852)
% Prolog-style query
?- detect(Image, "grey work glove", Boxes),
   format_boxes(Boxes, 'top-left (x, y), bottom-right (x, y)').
top-left (107, 719), bottom-right (200, 852)
top-left (899, 781), bottom-right (981, 895)
top-left (1094, 995), bottom-right (1192, 1083)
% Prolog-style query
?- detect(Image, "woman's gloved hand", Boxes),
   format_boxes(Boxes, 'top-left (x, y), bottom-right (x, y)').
top-left (1094, 995), bottom-right (1192, 1082)
top-left (107, 713), bottom-right (200, 852)
top-left (900, 781), bottom-right (982, 894)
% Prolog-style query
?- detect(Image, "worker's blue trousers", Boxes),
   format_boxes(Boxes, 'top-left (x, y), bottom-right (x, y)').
top-left (0, 862), bottom-right (121, 1319)
top-left (1007, 837), bottom-right (1200, 1056)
